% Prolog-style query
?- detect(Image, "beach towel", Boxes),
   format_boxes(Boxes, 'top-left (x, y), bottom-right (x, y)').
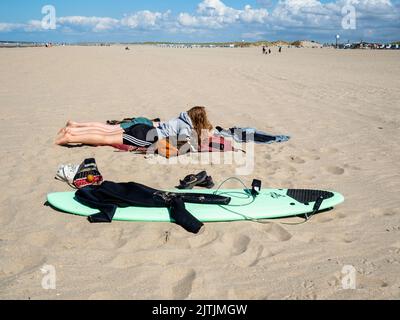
top-left (112, 135), bottom-right (239, 155)
top-left (215, 126), bottom-right (290, 144)
top-left (200, 135), bottom-right (237, 152)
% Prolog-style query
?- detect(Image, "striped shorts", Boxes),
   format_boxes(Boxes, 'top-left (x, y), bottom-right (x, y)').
top-left (122, 124), bottom-right (158, 147)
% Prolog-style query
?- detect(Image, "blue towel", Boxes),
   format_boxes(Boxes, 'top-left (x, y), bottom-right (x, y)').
top-left (215, 126), bottom-right (290, 144)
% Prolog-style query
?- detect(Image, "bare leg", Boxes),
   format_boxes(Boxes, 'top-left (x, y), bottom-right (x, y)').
top-left (58, 122), bottom-right (122, 135)
top-left (66, 126), bottom-right (123, 136)
top-left (67, 121), bottom-right (120, 130)
top-left (55, 132), bottom-right (123, 146)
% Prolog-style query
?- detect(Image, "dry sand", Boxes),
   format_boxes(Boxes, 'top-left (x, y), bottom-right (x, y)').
top-left (0, 45), bottom-right (399, 299)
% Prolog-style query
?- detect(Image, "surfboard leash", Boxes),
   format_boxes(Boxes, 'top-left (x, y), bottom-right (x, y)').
top-left (213, 176), bottom-right (324, 226)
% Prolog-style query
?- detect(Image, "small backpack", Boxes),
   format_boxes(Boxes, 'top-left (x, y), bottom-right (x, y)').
top-left (72, 158), bottom-right (103, 189)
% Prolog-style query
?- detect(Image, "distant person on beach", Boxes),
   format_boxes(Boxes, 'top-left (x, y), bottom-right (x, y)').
top-left (269, 49), bottom-right (271, 54)
top-left (55, 106), bottom-right (213, 151)
top-left (262, 46), bottom-right (266, 54)
top-left (279, 47), bottom-right (282, 53)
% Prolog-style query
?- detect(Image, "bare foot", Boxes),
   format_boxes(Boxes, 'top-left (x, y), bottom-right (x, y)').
top-left (55, 133), bottom-right (71, 145)
top-left (57, 127), bottom-right (67, 135)
top-left (66, 120), bottom-right (78, 127)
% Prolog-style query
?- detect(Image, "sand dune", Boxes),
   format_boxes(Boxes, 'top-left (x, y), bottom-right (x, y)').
top-left (0, 45), bottom-right (399, 299)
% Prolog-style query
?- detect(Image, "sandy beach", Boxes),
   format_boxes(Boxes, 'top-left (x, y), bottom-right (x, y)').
top-left (0, 45), bottom-right (399, 299)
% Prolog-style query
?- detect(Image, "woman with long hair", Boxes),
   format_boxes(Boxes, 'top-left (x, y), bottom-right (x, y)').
top-left (55, 106), bottom-right (213, 153)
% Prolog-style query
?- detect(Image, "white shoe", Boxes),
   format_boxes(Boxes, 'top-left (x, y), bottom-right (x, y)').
top-left (55, 164), bottom-right (79, 187)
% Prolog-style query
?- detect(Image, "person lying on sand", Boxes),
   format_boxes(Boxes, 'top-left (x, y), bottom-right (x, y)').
top-left (55, 106), bottom-right (214, 154)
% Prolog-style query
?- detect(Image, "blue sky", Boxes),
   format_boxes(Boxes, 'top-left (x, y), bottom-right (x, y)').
top-left (0, 0), bottom-right (399, 43)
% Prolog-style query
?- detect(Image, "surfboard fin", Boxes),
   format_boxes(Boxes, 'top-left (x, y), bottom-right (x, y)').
top-left (305, 195), bottom-right (325, 220)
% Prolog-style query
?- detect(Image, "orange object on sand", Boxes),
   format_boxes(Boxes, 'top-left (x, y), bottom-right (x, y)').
top-left (157, 139), bottom-right (179, 158)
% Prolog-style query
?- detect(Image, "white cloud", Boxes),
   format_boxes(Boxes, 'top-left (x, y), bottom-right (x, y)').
top-left (240, 5), bottom-right (269, 23)
top-left (57, 16), bottom-right (119, 32)
top-left (121, 10), bottom-right (170, 30)
top-left (24, 20), bottom-right (45, 32)
top-left (0, 22), bottom-right (24, 32)
top-left (269, 0), bottom-right (399, 31)
top-left (178, 0), bottom-right (269, 28)
top-left (271, 0), bottom-right (331, 28)
top-left (177, 13), bottom-right (200, 27)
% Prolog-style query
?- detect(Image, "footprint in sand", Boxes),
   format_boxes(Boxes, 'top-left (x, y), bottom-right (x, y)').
top-left (232, 243), bottom-right (264, 268)
top-left (159, 267), bottom-right (196, 299)
top-left (213, 233), bottom-right (251, 257)
top-left (262, 223), bottom-right (292, 242)
top-left (325, 166), bottom-right (345, 175)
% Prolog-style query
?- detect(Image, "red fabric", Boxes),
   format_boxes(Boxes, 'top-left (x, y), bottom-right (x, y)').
top-left (111, 144), bottom-right (147, 153)
top-left (73, 175), bottom-right (103, 189)
top-left (112, 136), bottom-right (234, 154)
top-left (200, 135), bottom-right (234, 152)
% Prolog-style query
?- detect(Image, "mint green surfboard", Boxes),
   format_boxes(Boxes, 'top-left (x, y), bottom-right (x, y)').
top-left (47, 188), bottom-right (344, 222)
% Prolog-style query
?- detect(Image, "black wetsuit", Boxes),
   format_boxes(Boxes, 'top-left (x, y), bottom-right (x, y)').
top-left (75, 181), bottom-right (230, 233)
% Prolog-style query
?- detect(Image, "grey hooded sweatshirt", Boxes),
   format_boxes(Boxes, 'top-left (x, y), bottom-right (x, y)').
top-left (156, 112), bottom-right (194, 140)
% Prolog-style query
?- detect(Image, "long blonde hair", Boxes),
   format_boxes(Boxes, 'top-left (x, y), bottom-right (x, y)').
top-left (187, 106), bottom-right (213, 147)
